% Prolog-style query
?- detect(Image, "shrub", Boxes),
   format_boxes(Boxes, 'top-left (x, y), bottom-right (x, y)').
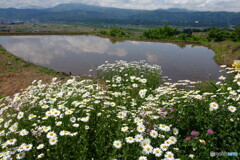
top-left (207, 28), bottom-right (233, 42)
top-left (143, 25), bottom-right (178, 39)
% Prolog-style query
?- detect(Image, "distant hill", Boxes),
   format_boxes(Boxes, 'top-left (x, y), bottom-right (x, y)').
top-left (20, 5), bottom-right (46, 9)
top-left (0, 3), bottom-right (240, 27)
top-left (49, 3), bottom-right (117, 12)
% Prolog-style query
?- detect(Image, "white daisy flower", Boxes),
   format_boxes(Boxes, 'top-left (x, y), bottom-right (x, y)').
top-left (56, 121), bottom-right (62, 126)
top-left (168, 136), bottom-right (177, 144)
top-left (137, 125), bottom-right (146, 133)
top-left (19, 129), bottom-right (29, 136)
top-left (164, 140), bottom-right (172, 146)
top-left (140, 79), bottom-right (147, 84)
top-left (115, 76), bottom-right (122, 83)
top-left (132, 83), bottom-right (138, 88)
top-left (218, 76), bottom-right (226, 80)
top-left (37, 153), bottom-right (44, 159)
top-left (42, 126), bottom-right (51, 133)
top-left (153, 148), bottom-right (162, 157)
top-left (47, 131), bottom-right (57, 139)
top-left (159, 124), bottom-right (170, 131)
top-left (189, 154), bottom-right (195, 159)
top-left (113, 140), bottom-right (122, 149)
top-left (141, 139), bottom-right (151, 147)
top-left (17, 144), bottom-right (26, 152)
top-left (73, 123), bottom-right (79, 128)
top-left (139, 89), bottom-right (147, 98)
top-left (173, 128), bottom-right (179, 135)
top-left (65, 110), bottom-right (73, 115)
top-left (60, 130), bottom-right (70, 136)
top-left (121, 126), bottom-right (129, 132)
top-left (135, 134), bottom-right (143, 142)
top-left (209, 102), bottom-right (219, 111)
top-left (0, 130), bottom-right (5, 136)
top-left (9, 147), bottom-right (17, 155)
top-left (70, 117), bottom-right (76, 123)
top-left (9, 123), bottom-right (18, 132)
top-left (41, 105), bottom-right (49, 109)
top-left (125, 137), bottom-right (135, 144)
top-left (49, 137), bottom-right (58, 145)
top-left (23, 144), bottom-right (33, 151)
top-left (17, 112), bottom-right (24, 119)
top-left (195, 95), bottom-right (202, 100)
top-left (85, 125), bottom-right (90, 130)
top-left (52, 109), bottom-right (61, 117)
top-left (143, 145), bottom-right (153, 155)
top-left (80, 116), bottom-right (89, 122)
top-left (138, 156), bottom-right (147, 160)
top-left (36, 144), bottom-right (45, 150)
top-left (228, 106), bottom-right (236, 112)
top-left (160, 144), bottom-right (168, 151)
top-left (117, 112), bottom-right (127, 119)
top-left (7, 139), bottom-right (17, 145)
top-left (70, 132), bottom-right (78, 136)
top-left (16, 152), bottom-right (26, 159)
top-left (150, 130), bottom-right (158, 138)
top-left (164, 151), bottom-right (174, 160)
top-left (28, 114), bottom-right (36, 120)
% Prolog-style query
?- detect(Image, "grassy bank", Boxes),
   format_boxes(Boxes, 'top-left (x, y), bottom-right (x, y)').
top-left (0, 46), bottom-right (68, 96)
top-left (203, 41), bottom-right (240, 65)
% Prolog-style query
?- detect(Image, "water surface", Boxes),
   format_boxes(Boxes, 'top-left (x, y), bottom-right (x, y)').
top-left (0, 35), bottom-right (222, 81)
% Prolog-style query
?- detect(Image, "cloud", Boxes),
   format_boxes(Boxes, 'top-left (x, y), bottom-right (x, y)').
top-left (0, 0), bottom-right (239, 12)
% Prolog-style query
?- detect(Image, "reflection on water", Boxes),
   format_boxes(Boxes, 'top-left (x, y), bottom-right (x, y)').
top-left (0, 35), bottom-right (222, 81)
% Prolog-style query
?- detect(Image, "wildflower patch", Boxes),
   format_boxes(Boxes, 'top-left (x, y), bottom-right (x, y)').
top-left (0, 61), bottom-right (239, 159)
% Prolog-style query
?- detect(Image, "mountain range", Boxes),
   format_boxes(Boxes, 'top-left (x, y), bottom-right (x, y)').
top-left (1, 3), bottom-right (240, 27)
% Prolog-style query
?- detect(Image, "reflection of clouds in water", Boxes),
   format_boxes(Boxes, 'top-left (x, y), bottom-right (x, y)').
top-left (0, 35), bottom-right (222, 81)
top-left (146, 53), bottom-right (161, 64)
top-left (3, 36), bottom-right (129, 65)
top-left (107, 48), bottom-right (127, 57)
top-left (63, 36), bottom-right (109, 54)
top-left (130, 41), bottom-right (141, 45)
top-left (6, 39), bottom-right (58, 65)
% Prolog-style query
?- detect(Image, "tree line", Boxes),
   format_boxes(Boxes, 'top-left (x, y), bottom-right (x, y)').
top-left (100, 25), bottom-right (240, 42)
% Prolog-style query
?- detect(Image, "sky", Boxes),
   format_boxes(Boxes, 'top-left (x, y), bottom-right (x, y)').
top-left (0, 0), bottom-right (240, 12)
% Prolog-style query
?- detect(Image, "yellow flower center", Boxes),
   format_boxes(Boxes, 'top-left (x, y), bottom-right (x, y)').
top-left (168, 154), bottom-right (172, 158)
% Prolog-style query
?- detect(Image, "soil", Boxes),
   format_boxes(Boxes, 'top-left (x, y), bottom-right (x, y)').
top-left (0, 46), bottom-right (68, 97)
top-left (0, 71), bottom-right (57, 96)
